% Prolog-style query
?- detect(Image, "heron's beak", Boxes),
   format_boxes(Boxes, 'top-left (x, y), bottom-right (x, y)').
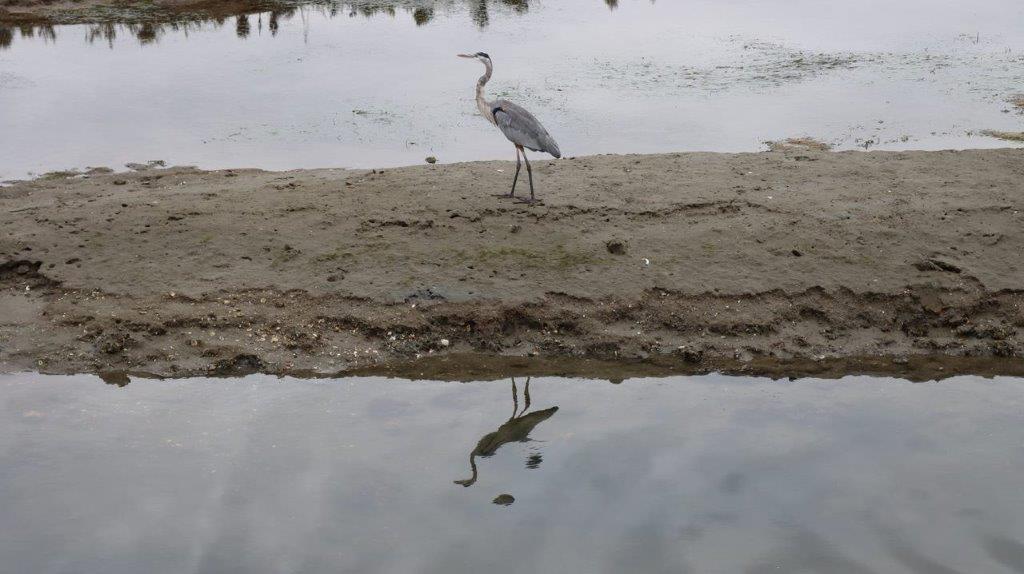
top-left (457, 53), bottom-right (474, 58)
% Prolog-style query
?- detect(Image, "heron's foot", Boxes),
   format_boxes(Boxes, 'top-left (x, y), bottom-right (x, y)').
top-left (513, 197), bottom-right (540, 205)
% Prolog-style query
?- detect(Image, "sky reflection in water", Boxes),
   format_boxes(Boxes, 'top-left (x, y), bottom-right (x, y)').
top-left (2, 372), bottom-right (1024, 573)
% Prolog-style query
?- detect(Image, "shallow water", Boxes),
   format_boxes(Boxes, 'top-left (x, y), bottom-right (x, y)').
top-left (2, 372), bottom-right (1024, 573)
top-left (2, 0), bottom-right (1024, 180)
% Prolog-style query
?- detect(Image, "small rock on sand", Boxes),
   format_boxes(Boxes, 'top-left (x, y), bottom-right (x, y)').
top-left (606, 240), bottom-right (627, 255)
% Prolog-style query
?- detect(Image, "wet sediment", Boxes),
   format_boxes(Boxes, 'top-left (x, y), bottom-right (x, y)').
top-left (1, 149), bottom-right (1022, 379)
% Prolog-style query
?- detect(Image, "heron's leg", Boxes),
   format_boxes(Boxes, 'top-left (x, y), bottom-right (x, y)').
top-left (510, 147), bottom-right (523, 197)
top-left (521, 377), bottom-right (531, 415)
top-left (493, 147), bottom-right (522, 198)
top-left (511, 377), bottom-right (519, 419)
top-left (516, 151), bottom-right (536, 204)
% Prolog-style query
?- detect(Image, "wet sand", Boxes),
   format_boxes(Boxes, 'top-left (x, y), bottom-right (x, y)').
top-left (1, 149), bottom-right (1023, 378)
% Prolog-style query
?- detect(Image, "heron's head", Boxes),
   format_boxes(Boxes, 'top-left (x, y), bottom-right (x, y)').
top-left (457, 52), bottom-right (492, 66)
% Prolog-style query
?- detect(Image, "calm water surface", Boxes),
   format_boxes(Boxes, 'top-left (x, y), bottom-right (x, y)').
top-left (1, 0), bottom-right (1024, 180)
top-left (2, 372), bottom-right (1024, 573)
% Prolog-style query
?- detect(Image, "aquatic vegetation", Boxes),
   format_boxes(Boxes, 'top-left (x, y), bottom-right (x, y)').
top-left (37, 169), bottom-right (81, 179)
top-left (1009, 94), bottom-right (1024, 113)
top-left (981, 130), bottom-right (1024, 143)
top-left (765, 137), bottom-right (832, 152)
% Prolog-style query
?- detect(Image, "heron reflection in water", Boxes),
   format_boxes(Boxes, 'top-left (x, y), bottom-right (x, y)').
top-left (454, 377), bottom-right (559, 487)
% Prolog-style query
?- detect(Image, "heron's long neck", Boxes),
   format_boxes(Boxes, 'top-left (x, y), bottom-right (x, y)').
top-left (476, 61), bottom-right (495, 125)
top-left (463, 454), bottom-right (479, 486)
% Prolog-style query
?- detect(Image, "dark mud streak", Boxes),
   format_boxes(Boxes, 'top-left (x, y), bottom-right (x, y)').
top-left (500, 200), bottom-right (788, 221)
top-left (2, 263), bottom-right (1021, 380)
top-left (52, 354), bottom-right (1024, 386)
top-left (344, 354), bottom-right (1024, 383)
top-left (0, 259), bottom-right (60, 288)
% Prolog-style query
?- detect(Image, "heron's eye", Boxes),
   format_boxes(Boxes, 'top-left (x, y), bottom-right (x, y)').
top-left (477, 52), bottom-right (490, 59)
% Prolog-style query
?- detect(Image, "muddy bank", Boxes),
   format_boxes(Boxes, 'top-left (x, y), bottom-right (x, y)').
top-left (1, 149), bottom-right (1022, 378)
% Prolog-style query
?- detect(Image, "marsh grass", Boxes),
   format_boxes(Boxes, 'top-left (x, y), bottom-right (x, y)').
top-left (38, 170), bottom-right (81, 180)
top-left (981, 130), bottom-right (1024, 143)
top-left (765, 137), bottom-right (832, 152)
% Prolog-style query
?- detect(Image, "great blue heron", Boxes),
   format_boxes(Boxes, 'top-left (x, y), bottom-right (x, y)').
top-left (458, 52), bottom-right (562, 204)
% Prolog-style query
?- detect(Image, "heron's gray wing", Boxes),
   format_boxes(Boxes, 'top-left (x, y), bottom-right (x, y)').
top-left (492, 99), bottom-right (561, 158)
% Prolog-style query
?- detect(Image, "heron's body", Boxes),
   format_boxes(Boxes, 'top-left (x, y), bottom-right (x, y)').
top-left (492, 100), bottom-right (561, 157)
top-left (459, 52), bottom-right (561, 202)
